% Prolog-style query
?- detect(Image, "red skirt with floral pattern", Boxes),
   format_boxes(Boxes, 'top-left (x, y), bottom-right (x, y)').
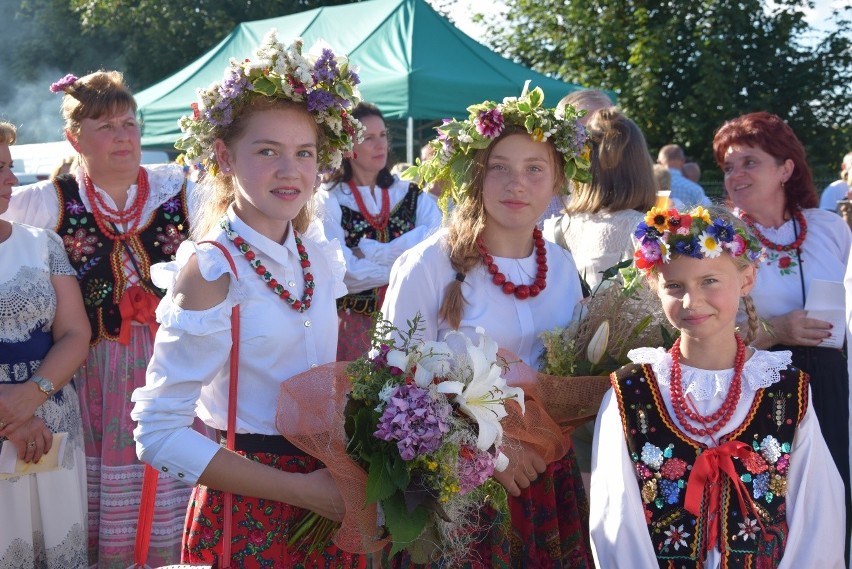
top-left (182, 451), bottom-right (367, 569)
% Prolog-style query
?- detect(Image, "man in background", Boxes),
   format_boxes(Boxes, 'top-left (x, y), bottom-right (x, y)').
top-left (657, 144), bottom-right (711, 207)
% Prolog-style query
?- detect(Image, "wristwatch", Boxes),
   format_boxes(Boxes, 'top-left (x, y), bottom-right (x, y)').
top-left (30, 375), bottom-right (55, 397)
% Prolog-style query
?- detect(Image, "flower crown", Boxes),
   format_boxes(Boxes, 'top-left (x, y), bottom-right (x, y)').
top-left (633, 206), bottom-right (765, 273)
top-left (404, 82), bottom-right (591, 210)
top-left (175, 30), bottom-right (364, 175)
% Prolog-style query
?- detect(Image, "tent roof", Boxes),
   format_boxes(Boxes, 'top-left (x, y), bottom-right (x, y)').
top-left (136, 0), bottom-right (587, 149)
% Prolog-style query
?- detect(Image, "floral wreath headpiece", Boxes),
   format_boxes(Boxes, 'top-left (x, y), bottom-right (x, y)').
top-left (404, 82), bottom-right (592, 211)
top-left (633, 206), bottom-right (765, 274)
top-left (175, 30), bottom-right (365, 175)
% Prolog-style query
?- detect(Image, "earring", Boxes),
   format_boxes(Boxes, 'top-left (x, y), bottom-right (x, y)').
top-left (223, 167), bottom-right (231, 173)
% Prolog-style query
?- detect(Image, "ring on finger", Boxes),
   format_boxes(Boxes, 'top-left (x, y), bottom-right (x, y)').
top-left (26, 441), bottom-right (36, 449)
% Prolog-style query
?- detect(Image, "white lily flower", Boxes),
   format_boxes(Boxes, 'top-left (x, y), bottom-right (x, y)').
top-left (386, 349), bottom-right (410, 373)
top-left (412, 341), bottom-right (452, 388)
top-left (587, 321), bottom-right (610, 365)
top-left (436, 330), bottom-right (525, 452)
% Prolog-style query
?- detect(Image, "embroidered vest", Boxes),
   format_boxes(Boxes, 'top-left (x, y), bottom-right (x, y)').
top-left (611, 362), bottom-right (808, 568)
top-left (337, 183), bottom-right (419, 314)
top-left (53, 174), bottom-right (190, 345)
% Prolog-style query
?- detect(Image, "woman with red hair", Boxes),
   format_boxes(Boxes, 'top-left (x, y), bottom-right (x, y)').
top-left (713, 111), bottom-right (852, 558)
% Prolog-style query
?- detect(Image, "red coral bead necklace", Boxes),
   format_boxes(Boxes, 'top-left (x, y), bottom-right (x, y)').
top-left (220, 218), bottom-right (314, 312)
top-left (740, 209), bottom-right (807, 253)
top-left (668, 334), bottom-right (746, 437)
top-left (476, 227), bottom-right (547, 300)
top-left (84, 167), bottom-right (150, 241)
top-left (348, 179), bottom-right (390, 231)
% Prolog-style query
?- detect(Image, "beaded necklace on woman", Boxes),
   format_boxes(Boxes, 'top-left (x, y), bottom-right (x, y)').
top-left (84, 168), bottom-right (151, 241)
top-left (741, 208), bottom-right (808, 306)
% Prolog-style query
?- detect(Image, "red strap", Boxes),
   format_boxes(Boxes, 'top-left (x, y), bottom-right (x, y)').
top-left (134, 239), bottom-right (240, 568)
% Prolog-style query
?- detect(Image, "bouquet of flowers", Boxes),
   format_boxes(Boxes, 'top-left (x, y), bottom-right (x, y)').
top-left (537, 261), bottom-right (677, 424)
top-left (277, 316), bottom-right (525, 563)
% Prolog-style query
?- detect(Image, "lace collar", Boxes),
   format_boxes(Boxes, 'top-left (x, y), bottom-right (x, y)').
top-left (627, 347), bottom-right (792, 401)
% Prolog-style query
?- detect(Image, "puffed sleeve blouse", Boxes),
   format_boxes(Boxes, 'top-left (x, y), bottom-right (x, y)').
top-left (131, 207), bottom-right (347, 484)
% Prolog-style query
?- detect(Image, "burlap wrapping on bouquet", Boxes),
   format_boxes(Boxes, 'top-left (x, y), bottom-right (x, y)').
top-left (275, 353), bottom-right (612, 554)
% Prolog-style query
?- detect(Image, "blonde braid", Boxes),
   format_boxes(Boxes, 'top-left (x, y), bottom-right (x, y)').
top-left (439, 196), bottom-right (485, 330)
top-left (742, 295), bottom-right (760, 345)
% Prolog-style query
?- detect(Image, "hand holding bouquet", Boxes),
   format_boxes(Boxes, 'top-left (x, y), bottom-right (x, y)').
top-left (277, 316), bottom-right (525, 563)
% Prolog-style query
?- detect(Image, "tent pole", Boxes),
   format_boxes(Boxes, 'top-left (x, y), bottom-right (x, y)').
top-left (406, 117), bottom-right (414, 165)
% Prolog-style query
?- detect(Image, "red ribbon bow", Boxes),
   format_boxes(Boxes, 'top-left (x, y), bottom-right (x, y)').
top-left (684, 440), bottom-right (767, 558)
top-left (118, 285), bottom-right (160, 345)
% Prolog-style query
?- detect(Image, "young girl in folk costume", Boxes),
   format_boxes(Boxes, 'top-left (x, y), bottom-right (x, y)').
top-left (590, 205), bottom-right (845, 568)
top-left (1, 71), bottom-right (203, 568)
top-left (131, 32), bottom-right (367, 567)
top-left (381, 85), bottom-right (595, 567)
top-left (315, 102), bottom-right (442, 360)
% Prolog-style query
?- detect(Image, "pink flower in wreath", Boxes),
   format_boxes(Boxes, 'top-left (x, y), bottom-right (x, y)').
top-left (474, 108), bottom-right (505, 138)
top-left (63, 228), bottom-right (98, 262)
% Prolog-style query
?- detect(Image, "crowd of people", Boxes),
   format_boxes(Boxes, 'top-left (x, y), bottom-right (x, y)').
top-left (1, 28), bottom-right (851, 569)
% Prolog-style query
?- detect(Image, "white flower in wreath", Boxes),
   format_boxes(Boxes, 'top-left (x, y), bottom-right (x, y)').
top-left (663, 524), bottom-right (690, 550)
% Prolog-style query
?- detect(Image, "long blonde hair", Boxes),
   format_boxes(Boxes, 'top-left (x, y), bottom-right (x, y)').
top-left (440, 127), bottom-right (566, 329)
top-left (190, 97), bottom-right (322, 239)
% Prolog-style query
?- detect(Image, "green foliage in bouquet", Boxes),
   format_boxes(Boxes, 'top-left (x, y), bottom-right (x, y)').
top-left (541, 260), bottom-right (678, 377)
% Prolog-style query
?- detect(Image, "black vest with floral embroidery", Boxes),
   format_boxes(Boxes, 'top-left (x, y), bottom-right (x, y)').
top-left (53, 174), bottom-right (189, 345)
top-left (337, 183), bottom-right (420, 314)
top-left (611, 361), bottom-right (808, 568)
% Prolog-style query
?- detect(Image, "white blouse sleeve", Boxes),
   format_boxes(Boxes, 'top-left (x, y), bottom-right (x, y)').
top-left (131, 240), bottom-right (243, 485)
top-left (357, 190), bottom-right (443, 266)
top-left (2, 180), bottom-right (61, 228)
top-left (779, 388), bottom-right (845, 568)
top-left (380, 240), bottom-right (445, 344)
top-left (590, 389), bottom-right (660, 567)
top-left (314, 187), bottom-right (392, 294)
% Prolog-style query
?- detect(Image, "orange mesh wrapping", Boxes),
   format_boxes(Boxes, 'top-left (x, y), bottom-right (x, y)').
top-left (498, 349), bottom-right (612, 462)
top-left (276, 362), bottom-right (388, 554)
top-left (275, 352), bottom-right (611, 554)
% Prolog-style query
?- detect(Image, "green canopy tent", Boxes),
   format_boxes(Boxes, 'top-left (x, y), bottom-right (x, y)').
top-left (136, 0), bottom-right (589, 162)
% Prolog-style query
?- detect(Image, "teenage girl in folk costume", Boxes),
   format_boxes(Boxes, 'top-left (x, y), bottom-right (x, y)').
top-left (590, 205), bottom-right (845, 568)
top-left (1, 71), bottom-right (204, 568)
top-left (131, 32), bottom-right (366, 567)
top-left (315, 102), bottom-right (442, 361)
top-left (381, 85), bottom-right (594, 567)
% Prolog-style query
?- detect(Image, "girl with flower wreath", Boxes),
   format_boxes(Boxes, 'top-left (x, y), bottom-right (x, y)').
top-left (380, 85), bottom-right (595, 567)
top-left (130, 32), bottom-right (366, 567)
top-left (316, 102), bottom-right (442, 361)
top-left (712, 112), bottom-right (852, 558)
top-left (1, 70), bottom-right (211, 568)
top-left (590, 205), bottom-right (844, 568)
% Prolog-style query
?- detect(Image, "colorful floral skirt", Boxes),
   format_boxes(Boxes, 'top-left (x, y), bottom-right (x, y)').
top-left (507, 445), bottom-right (594, 568)
top-left (78, 326), bottom-right (213, 569)
top-left (183, 451), bottom-right (367, 568)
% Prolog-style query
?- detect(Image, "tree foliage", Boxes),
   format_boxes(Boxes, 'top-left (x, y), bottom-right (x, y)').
top-left (473, 0), bottom-right (852, 177)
